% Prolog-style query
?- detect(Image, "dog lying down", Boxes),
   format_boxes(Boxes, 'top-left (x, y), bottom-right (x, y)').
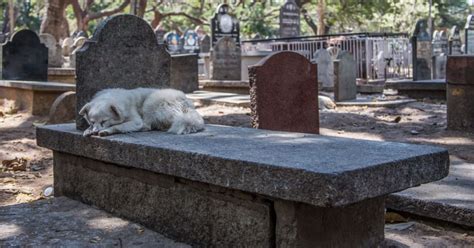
top-left (80, 88), bottom-right (205, 137)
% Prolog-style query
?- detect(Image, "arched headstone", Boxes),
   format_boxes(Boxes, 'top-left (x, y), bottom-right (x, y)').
top-left (200, 35), bottom-right (211, 53)
top-left (211, 4), bottom-right (240, 48)
top-left (165, 31), bottom-right (181, 54)
top-left (62, 37), bottom-right (74, 56)
top-left (210, 36), bottom-right (241, 80)
top-left (75, 14), bottom-right (171, 130)
top-left (40, 33), bottom-right (63, 67)
top-left (313, 49), bottom-right (333, 88)
top-left (49, 91), bottom-right (76, 124)
top-left (1, 29), bottom-right (48, 81)
top-left (182, 29), bottom-right (199, 53)
top-left (249, 51), bottom-right (319, 134)
top-left (412, 19), bottom-right (432, 80)
top-left (279, 0), bottom-right (300, 38)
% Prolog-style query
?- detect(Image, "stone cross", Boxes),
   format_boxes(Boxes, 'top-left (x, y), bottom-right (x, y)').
top-left (312, 48), bottom-right (334, 88)
top-left (40, 33), bottom-right (63, 68)
top-left (449, 26), bottom-right (463, 55)
top-left (75, 14), bottom-right (171, 130)
top-left (279, 0), bottom-right (300, 38)
top-left (210, 36), bottom-right (241, 80)
top-left (334, 51), bottom-right (357, 102)
top-left (412, 19), bottom-right (432, 80)
top-left (249, 51), bottom-right (319, 134)
top-left (1, 29), bottom-right (48, 81)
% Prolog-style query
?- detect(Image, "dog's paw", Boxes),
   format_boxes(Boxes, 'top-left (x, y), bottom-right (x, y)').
top-left (98, 130), bottom-right (111, 137)
top-left (83, 129), bottom-right (94, 137)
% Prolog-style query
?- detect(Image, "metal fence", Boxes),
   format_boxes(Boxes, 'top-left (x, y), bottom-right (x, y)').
top-left (241, 33), bottom-right (412, 81)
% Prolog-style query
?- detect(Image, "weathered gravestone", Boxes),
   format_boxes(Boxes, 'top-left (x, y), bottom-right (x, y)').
top-left (40, 33), bottom-right (63, 68)
top-left (249, 51), bottom-right (319, 134)
top-left (154, 25), bottom-right (166, 44)
top-left (211, 4), bottom-right (240, 48)
top-left (1, 29), bottom-right (48, 81)
top-left (182, 29), bottom-right (199, 53)
top-left (75, 14), bottom-right (171, 130)
top-left (279, 0), bottom-right (300, 38)
top-left (449, 26), bottom-right (463, 55)
top-left (48, 91), bottom-right (76, 124)
top-left (61, 37), bottom-right (74, 56)
top-left (464, 15), bottom-right (474, 54)
top-left (432, 31), bottom-right (442, 56)
top-left (432, 31), bottom-right (448, 79)
top-left (412, 19), bottom-right (432, 80)
top-left (165, 32), bottom-right (181, 54)
top-left (210, 36), bottom-right (241, 80)
top-left (334, 51), bottom-right (357, 102)
top-left (440, 31), bottom-right (449, 55)
top-left (200, 35), bottom-right (211, 53)
top-left (73, 37), bottom-right (87, 51)
top-left (312, 48), bottom-right (334, 89)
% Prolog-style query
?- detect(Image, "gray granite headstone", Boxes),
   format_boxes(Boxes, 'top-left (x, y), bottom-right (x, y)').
top-left (464, 15), bottom-right (474, 54)
top-left (334, 51), bottom-right (357, 101)
top-left (210, 36), bottom-right (241, 80)
top-left (449, 26), bottom-right (463, 55)
top-left (312, 49), bottom-right (333, 88)
top-left (1, 29), bottom-right (48, 81)
top-left (40, 33), bottom-right (63, 68)
top-left (200, 35), bottom-right (211, 53)
top-left (75, 14), bottom-right (171, 130)
top-left (279, 0), bottom-right (300, 38)
top-left (412, 19), bottom-right (432, 80)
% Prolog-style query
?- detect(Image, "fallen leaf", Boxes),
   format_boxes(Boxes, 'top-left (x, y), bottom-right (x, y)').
top-left (393, 116), bottom-right (402, 123)
top-left (1, 158), bottom-right (28, 171)
top-left (385, 212), bottom-right (408, 223)
top-left (15, 193), bottom-right (38, 203)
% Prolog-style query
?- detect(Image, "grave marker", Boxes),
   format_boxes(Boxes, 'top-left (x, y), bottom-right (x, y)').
top-left (449, 26), bottom-right (463, 55)
top-left (249, 51), bottom-right (319, 134)
top-left (313, 48), bottom-right (334, 88)
top-left (200, 35), bottom-right (211, 53)
top-left (334, 51), bottom-right (357, 101)
top-left (61, 37), bottom-right (73, 56)
top-left (1, 29), bottom-right (48, 81)
top-left (165, 32), bottom-right (181, 54)
top-left (211, 4), bottom-right (240, 48)
top-left (210, 36), bottom-right (241, 80)
top-left (40, 33), bottom-right (63, 68)
top-left (279, 0), bottom-right (300, 38)
top-left (412, 19), bottom-right (432, 80)
top-left (182, 29), bottom-right (199, 53)
top-left (154, 25), bottom-right (166, 44)
top-left (75, 14), bottom-right (171, 130)
top-left (464, 15), bottom-right (474, 54)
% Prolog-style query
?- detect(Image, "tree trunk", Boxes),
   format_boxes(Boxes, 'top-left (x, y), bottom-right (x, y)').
top-left (317, 0), bottom-right (325, 35)
top-left (40, 0), bottom-right (70, 40)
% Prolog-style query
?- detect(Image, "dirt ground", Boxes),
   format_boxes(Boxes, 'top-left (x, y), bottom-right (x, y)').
top-left (1, 101), bottom-right (473, 246)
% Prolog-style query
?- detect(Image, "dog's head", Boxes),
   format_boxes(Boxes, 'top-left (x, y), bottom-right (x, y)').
top-left (79, 102), bottom-right (124, 133)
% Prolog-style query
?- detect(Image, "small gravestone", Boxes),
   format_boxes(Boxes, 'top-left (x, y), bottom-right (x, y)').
top-left (210, 37), bottom-right (241, 80)
top-left (40, 33), bottom-right (63, 67)
top-left (62, 37), bottom-right (74, 56)
top-left (154, 25), bottom-right (166, 44)
top-left (433, 31), bottom-right (448, 79)
top-left (464, 15), bottom-right (474, 54)
top-left (440, 31), bottom-right (449, 55)
top-left (249, 51), bottom-right (319, 134)
top-left (432, 31), bottom-right (442, 57)
top-left (165, 32), bottom-right (181, 54)
top-left (279, 0), bottom-right (300, 38)
top-left (375, 51), bottom-right (385, 79)
top-left (48, 91), bottom-right (76, 124)
top-left (334, 51), bottom-right (357, 102)
top-left (449, 26), bottom-right (463, 55)
top-left (73, 37), bottom-right (87, 51)
top-left (1, 30), bottom-right (48, 81)
top-left (75, 14), bottom-right (171, 130)
top-left (182, 29), bottom-right (199, 53)
top-left (412, 19), bottom-right (432, 80)
top-left (200, 35), bottom-right (211, 53)
top-left (211, 4), bottom-right (240, 48)
top-left (312, 48), bottom-right (333, 88)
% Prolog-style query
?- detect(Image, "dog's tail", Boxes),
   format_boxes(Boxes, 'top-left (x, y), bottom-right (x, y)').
top-left (168, 109), bottom-right (205, 135)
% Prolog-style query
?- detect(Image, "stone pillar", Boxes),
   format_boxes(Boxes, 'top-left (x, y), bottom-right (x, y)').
top-left (446, 55), bottom-right (474, 132)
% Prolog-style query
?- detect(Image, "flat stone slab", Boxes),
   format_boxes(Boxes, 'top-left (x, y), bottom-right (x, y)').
top-left (48, 68), bottom-right (75, 76)
top-left (199, 79), bottom-right (249, 88)
top-left (385, 79), bottom-right (446, 91)
top-left (0, 80), bottom-right (76, 92)
top-left (336, 98), bottom-right (416, 108)
top-left (387, 157), bottom-right (474, 227)
top-left (0, 197), bottom-right (189, 247)
top-left (37, 124), bottom-right (449, 207)
top-left (187, 90), bottom-right (250, 107)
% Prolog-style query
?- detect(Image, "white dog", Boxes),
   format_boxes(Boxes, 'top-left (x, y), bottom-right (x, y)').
top-left (79, 88), bottom-right (204, 137)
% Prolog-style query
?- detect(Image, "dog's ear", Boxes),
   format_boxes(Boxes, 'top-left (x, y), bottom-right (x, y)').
top-left (79, 103), bottom-right (90, 116)
top-left (110, 104), bottom-right (122, 120)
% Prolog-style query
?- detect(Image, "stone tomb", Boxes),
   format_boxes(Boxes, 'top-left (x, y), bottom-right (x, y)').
top-left (37, 123), bottom-right (449, 247)
top-left (279, 0), bottom-right (300, 38)
top-left (39, 33), bottom-right (64, 68)
top-left (334, 51), bottom-right (357, 101)
top-left (1, 30), bottom-right (48, 81)
top-left (249, 51), bottom-right (319, 134)
top-left (446, 55), bottom-right (474, 132)
top-left (412, 19), bottom-right (432, 80)
top-left (210, 36), bottom-right (241, 80)
top-left (75, 14), bottom-right (171, 130)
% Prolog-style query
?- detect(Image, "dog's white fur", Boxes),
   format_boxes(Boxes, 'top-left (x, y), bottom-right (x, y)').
top-left (79, 88), bottom-right (204, 137)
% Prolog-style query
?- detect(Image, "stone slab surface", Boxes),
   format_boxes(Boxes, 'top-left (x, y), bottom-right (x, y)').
top-left (385, 79), bottom-right (446, 90)
top-left (187, 90), bottom-right (250, 107)
top-left (336, 98), bottom-right (416, 108)
top-left (0, 80), bottom-right (76, 92)
top-left (37, 124), bottom-right (449, 207)
top-left (387, 157), bottom-right (474, 227)
top-left (0, 197), bottom-right (189, 247)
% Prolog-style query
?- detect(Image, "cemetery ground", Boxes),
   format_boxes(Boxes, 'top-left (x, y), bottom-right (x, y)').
top-left (1, 101), bottom-right (474, 246)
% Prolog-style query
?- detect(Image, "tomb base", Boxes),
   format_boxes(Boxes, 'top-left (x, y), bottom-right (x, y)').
top-left (385, 79), bottom-right (446, 100)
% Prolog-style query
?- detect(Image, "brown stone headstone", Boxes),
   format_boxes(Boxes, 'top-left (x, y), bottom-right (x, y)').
top-left (249, 51), bottom-right (319, 134)
top-left (446, 55), bottom-right (474, 132)
top-left (48, 91), bottom-right (76, 124)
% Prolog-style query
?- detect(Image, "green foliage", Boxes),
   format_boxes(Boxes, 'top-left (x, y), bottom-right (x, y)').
top-left (16, 0), bottom-right (42, 31)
